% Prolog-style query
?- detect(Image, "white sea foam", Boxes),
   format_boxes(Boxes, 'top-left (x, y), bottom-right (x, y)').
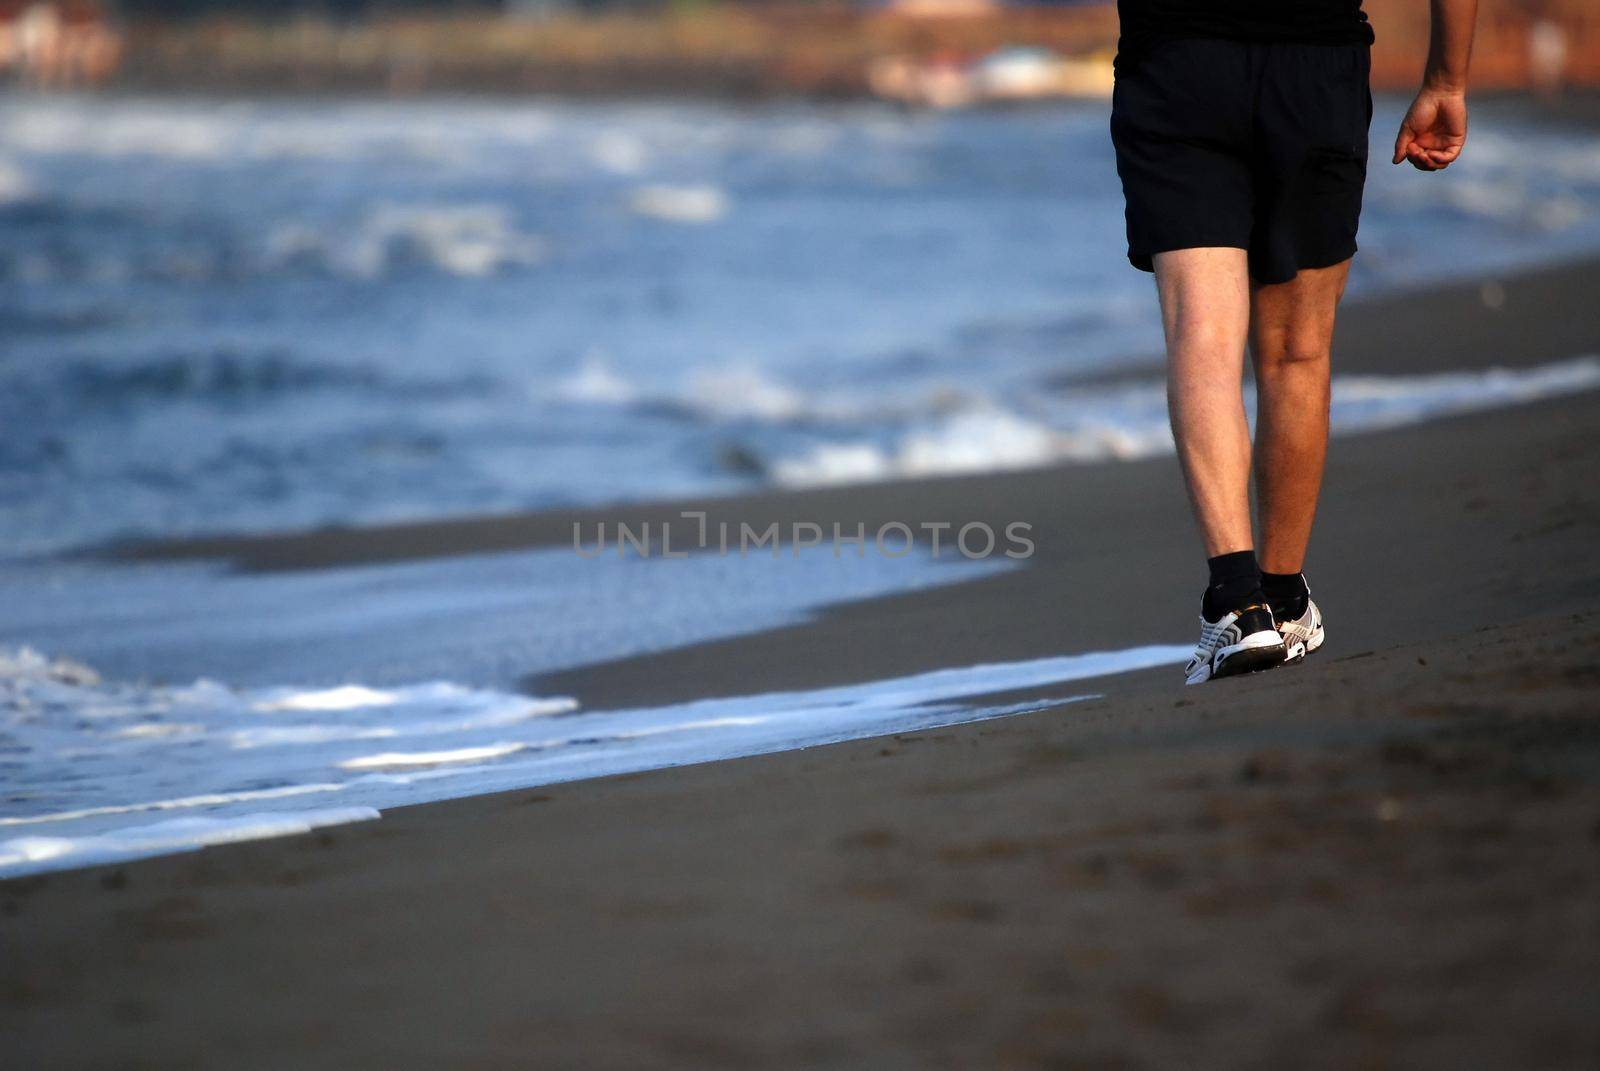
top-left (265, 203), bottom-right (545, 279)
top-left (0, 99), bottom-right (524, 163)
top-left (591, 130), bottom-right (649, 174)
top-left (628, 184), bottom-right (729, 223)
top-left (772, 356), bottom-right (1600, 486)
top-left (231, 695), bottom-right (576, 749)
top-left (551, 352), bottom-right (641, 406)
top-left (686, 365), bottom-right (809, 421)
top-left (338, 743), bottom-right (528, 770)
top-left (0, 808), bottom-right (380, 873)
top-left (1328, 357), bottom-right (1600, 427)
top-left (545, 357), bottom-right (911, 426)
top-left (256, 684), bottom-right (399, 712)
top-left (0, 159), bottom-right (32, 203)
top-left (0, 784), bottom-right (353, 828)
top-left (0, 639), bottom-right (1187, 876)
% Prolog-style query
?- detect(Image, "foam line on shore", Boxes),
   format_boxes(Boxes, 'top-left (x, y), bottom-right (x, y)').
top-left (0, 808), bottom-right (380, 874)
top-left (0, 642), bottom-right (1189, 876)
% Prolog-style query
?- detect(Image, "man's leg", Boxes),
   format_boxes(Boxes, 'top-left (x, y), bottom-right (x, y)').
top-left (1248, 260), bottom-right (1350, 574)
top-left (1156, 247), bottom-right (1288, 682)
top-left (1154, 247), bottom-right (1254, 557)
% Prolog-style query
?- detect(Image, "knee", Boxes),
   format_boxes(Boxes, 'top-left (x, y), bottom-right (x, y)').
top-left (1254, 335), bottom-right (1329, 372)
top-left (1171, 319), bottom-right (1245, 358)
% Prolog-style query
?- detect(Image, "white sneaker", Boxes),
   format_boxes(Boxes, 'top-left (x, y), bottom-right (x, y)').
top-left (1278, 594), bottom-right (1325, 663)
top-left (1184, 603), bottom-right (1288, 685)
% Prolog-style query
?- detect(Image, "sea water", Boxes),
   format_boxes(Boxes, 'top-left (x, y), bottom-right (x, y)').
top-left (4, 95), bottom-right (1600, 557)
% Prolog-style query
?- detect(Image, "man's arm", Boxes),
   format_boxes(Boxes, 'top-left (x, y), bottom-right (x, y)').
top-left (1392, 0), bottom-right (1478, 171)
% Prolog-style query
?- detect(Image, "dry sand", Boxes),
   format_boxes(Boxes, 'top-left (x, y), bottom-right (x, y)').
top-left (4, 259), bottom-right (1599, 1069)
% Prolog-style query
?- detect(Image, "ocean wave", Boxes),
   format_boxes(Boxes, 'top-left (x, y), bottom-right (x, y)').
top-left (0, 98), bottom-right (804, 174)
top-left (265, 203), bottom-right (546, 280)
top-left (0, 200), bottom-right (545, 287)
top-left (0, 349), bottom-right (494, 409)
top-left (549, 352), bottom-right (643, 407)
top-left (55, 349), bottom-right (380, 401)
top-left (767, 356), bottom-right (1600, 487)
top-left (547, 356), bottom-right (925, 426)
top-left (1, 99), bottom-right (527, 164)
top-left (628, 184), bottom-right (729, 224)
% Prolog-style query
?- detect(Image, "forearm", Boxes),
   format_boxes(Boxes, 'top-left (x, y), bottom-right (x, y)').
top-left (1423, 0), bottom-right (1478, 92)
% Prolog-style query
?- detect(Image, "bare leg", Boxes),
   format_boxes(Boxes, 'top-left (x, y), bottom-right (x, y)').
top-left (1154, 248), bottom-right (1254, 557)
top-left (1249, 260), bottom-right (1351, 574)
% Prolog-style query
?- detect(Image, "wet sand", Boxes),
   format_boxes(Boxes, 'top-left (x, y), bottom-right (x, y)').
top-left (6, 259), bottom-right (1600, 1068)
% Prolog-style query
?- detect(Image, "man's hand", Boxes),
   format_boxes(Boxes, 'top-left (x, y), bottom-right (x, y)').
top-left (1392, 87), bottom-right (1468, 171)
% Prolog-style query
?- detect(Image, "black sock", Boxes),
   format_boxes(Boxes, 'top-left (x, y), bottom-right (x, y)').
top-left (1202, 550), bottom-right (1262, 622)
top-left (1261, 570), bottom-right (1309, 622)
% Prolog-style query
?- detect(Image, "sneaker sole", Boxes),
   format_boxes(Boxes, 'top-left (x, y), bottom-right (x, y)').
top-left (1212, 636), bottom-right (1288, 679)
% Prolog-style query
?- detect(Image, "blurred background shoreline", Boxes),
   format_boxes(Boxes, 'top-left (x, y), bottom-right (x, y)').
top-left (5, 0), bottom-right (1600, 103)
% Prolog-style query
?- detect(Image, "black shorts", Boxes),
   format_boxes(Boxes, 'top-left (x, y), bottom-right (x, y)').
top-left (1110, 38), bottom-right (1373, 285)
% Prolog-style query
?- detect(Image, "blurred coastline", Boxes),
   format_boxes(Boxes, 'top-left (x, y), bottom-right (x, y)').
top-left (4, 0), bottom-right (1600, 101)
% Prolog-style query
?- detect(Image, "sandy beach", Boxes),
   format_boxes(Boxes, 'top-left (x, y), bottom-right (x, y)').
top-left (4, 257), bottom-right (1600, 1068)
